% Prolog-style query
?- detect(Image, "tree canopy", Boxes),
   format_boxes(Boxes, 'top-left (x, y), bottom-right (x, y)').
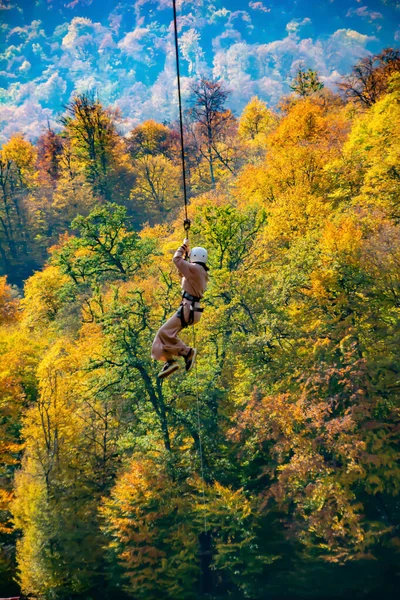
top-left (0, 53), bottom-right (400, 599)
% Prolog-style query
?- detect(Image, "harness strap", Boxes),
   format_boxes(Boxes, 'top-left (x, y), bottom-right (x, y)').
top-left (177, 295), bottom-right (204, 329)
top-left (182, 291), bottom-right (202, 302)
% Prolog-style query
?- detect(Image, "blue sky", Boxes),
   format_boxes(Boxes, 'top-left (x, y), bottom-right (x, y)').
top-left (0, 0), bottom-right (399, 144)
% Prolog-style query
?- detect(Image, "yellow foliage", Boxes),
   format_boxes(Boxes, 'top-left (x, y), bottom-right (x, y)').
top-left (52, 171), bottom-right (97, 219)
top-left (131, 154), bottom-right (182, 216)
top-left (234, 163), bottom-right (273, 208)
top-left (320, 215), bottom-right (363, 259)
top-left (238, 96), bottom-right (277, 144)
top-left (0, 133), bottom-right (37, 183)
top-left (0, 277), bottom-right (19, 325)
top-left (343, 86), bottom-right (400, 218)
top-left (21, 266), bottom-right (70, 328)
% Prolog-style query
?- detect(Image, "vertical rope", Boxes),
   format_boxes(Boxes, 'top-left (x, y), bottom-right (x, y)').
top-left (172, 0), bottom-right (189, 223)
top-left (192, 326), bottom-right (208, 533)
top-left (172, 0), bottom-right (207, 535)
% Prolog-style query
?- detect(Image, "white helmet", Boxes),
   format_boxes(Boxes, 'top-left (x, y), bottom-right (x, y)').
top-left (190, 246), bottom-right (208, 264)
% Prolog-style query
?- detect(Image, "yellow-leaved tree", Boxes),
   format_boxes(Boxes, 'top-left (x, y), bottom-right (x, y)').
top-left (238, 96), bottom-right (277, 157)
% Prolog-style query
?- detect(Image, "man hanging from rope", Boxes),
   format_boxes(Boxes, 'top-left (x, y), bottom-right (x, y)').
top-left (151, 235), bottom-right (209, 379)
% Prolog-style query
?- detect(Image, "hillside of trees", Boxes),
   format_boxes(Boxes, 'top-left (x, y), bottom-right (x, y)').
top-left (0, 50), bottom-right (400, 599)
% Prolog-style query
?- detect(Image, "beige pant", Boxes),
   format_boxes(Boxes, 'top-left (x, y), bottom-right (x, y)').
top-left (151, 299), bottom-right (202, 362)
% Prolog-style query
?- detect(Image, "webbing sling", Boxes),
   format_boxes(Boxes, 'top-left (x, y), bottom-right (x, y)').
top-left (177, 291), bottom-right (204, 329)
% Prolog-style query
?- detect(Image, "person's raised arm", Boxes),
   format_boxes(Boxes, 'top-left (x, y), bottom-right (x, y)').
top-left (173, 238), bottom-right (194, 278)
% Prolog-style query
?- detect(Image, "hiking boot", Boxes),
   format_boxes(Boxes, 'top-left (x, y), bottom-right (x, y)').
top-left (158, 361), bottom-right (180, 379)
top-left (185, 348), bottom-right (197, 372)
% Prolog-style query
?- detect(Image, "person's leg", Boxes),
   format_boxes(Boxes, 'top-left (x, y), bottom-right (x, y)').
top-left (182, 307), bottom-right (202, 371)
top-left (157, 360), bottom-right (180, 379)
top-left (151, 312), bottom-right (191, 362)
top-left (184, 347), bottom-right (197, 372)
top-left (152, 304), bottom-right (202, 377)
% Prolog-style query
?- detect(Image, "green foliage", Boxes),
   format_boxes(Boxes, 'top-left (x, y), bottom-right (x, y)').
top-left (53, 203), bottom-right (156, 286)
top-left (290, 67), bottom-right (324, 97)
top-left (191, 203), bottom-right (266, 271)
top-left (337, 85), bottom-right (400, 219)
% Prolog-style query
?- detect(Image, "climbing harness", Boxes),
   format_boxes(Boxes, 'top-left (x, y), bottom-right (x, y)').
top-left (172, 0), bottom-right (208, 537)
top-left (177, 291), bottom-right (204, 329)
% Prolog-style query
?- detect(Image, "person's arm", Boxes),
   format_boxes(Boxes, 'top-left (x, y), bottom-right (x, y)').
top-left (173, 238), bottom-right (195, 279)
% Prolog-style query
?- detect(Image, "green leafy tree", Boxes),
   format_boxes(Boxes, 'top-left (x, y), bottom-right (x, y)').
top-left (290, 67), bottom-right (324, 97)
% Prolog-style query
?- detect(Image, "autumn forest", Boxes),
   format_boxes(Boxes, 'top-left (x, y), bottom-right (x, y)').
top-left (0, 49), bottom-right (400, 599)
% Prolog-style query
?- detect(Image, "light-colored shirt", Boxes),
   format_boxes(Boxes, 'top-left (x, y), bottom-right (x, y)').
top-left (173, 244), bottom-right (208, 299)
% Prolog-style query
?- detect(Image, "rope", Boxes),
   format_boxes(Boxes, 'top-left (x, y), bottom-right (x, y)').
top-left (192, 325), bottom-right (208, 534)
top-left (172, 0), bottom-right (207, 534)
top-left (172, 0), bottom-right (189, 225)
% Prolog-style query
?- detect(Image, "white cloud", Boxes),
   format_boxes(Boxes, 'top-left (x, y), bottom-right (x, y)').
top-left (320, 69), bottom-right (342, 88)
top-left (7, 20), bottom-right (45, 44)
top-left (229, 10), bottom-right (252, 26)
top-left (210, 8), bottom-right (231, 22)
top-left (258, 76), bottom-right (284, 103)
top-left (6, 81), bottom-right (31, 103)
top-left (118, 28), bottom-right (150, 58)
top-left (0, 100), bottom-right (56, 145)
top-left (134, 0), bottom-right (177, 23)
top-left (99, 32), bottom-right (117, 53)
top-left (65, 0), bottom-right (94, 8)
top-left (108, 12), bottom-right (122, 34)
top-left (19, 60), bottom-right (31, 74)
top-left (331, 29), bottom-right (372, 44)
top-left (326, 28), bottom-right (376, 68)
top-left (111, 81), bottom-right (148, 131)
top-left (286, 17), bottom-right (312, 35)
top-left (0, 1), bottom-right (16, 9)
top-left (346, 6), bottom-right (383, 21)
top-left (61, 17), bottom-right (111, 60)
top-left (146, 47), bottom-right (178, 120)
top-left (211, 25), bottom-right (374, 112)
top-left (35, 72), bottom-right (67, 103)
top-left (179, 28), bottom-right (206, 75)
top-left (249, 2), bottom-right (270, 13)
top-left (53, 23), bottom-right (69, 39)
top-left (74, 74), bottom-right (100, 94)
top-left (213, 42), bottom-right (252, 81)
top-left (212, 28), bottom-right (243, 52)
top-left (32, 42), bottom-right (45, 57)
